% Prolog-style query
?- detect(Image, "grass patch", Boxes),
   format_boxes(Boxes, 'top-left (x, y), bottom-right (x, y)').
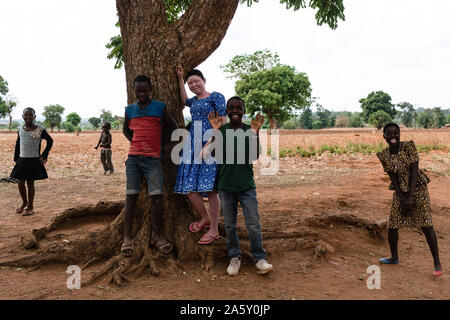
top-left (276, 142), bottom-right (448, 158)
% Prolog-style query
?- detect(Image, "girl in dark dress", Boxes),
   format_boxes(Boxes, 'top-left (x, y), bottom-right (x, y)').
top-left (10, 108), bottom-right (53, 216)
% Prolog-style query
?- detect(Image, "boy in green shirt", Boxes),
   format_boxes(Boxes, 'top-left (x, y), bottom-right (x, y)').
top-left (205, 96), bottom-right (273, 276)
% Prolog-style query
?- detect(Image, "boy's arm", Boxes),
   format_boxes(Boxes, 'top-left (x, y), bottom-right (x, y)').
top-left (95, 134), bottom-right (102, 149)
top-left (123, 114), bottom-right (133, 142)
top-left (14, 132), bottom-right (20, 162)
top-left (161, 108), bottom-right (179, 145)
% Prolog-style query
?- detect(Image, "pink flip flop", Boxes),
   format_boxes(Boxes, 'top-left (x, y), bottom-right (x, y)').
top-left (198, 234), bottom-right (220, 245)
top-left (433, 269), bottom-right (443, 277)
top-left (189, 222), bottom-right (210, 233)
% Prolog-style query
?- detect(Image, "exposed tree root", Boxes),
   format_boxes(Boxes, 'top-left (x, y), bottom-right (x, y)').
top-left (0, 190), bottom-right (387, 286)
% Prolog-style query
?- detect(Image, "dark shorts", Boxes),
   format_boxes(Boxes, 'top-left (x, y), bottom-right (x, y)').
top-left (125, 155), bottom-right (163, 196)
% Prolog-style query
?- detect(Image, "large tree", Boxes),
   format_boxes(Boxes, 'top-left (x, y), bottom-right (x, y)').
top-left (235, 64), bottom-right (312, 130)
top-left (0, 96), bottom-right (18, 132)
top-left (359, 91), bottom-right (396, 122)
top-left (397, 101), bottom-right (416, 128)
top-left (1, 0), bottom-right (345, 285)
top-left (43, 104), bottom-right (65, 132)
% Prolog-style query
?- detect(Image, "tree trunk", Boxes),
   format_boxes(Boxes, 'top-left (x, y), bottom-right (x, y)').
top-left (116, 0), bottom-right (240, 262)
top-left (8, 115), bottom-right (12, 132)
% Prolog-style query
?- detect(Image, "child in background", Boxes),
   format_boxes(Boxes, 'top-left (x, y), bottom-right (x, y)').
top-left (95, 122), bottom-right (114, 175)
top-left (10, 108), bottom-right (53, 216)
top-left (376, 123), bottom-right (442, 276)
top-left (205, 96), bottom-right (273, 276)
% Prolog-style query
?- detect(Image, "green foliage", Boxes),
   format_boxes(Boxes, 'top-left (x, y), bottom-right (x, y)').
top-left (367, 110), bottom-right (392, 129)
top-left (221, 49), bottom-right (280, 79)
top-left (334, 114), bottom-right (349, 127)
top-left (397, 102), bottom-right (416, 128)
top-left (416, 109), bottom-right (434, 128)
top-left (349, 113), bottom-right (364, 127)
top-left (100, 109), bottom-right (114, 124)
top-left (43, 104), bottom-right (65, 131)
top-left (235, 64), bottom-right (312, 127)
top-left (446, 114), bottom-right (450, 125)
top-left (88, 117), bottom-right (102, 129)
top-left (66, 112), bottom-right (81, 127)
top-left (0, 75), bottom-right (8, 96)
top-left (431, 107), bottom-right (446, 128)
top-left (316, 104), bottom-right (335, 128)
top-left (62, 121), bottom-right (75, 132)
top-left (359, 91), bottom-right (396, 122)
top-left (106, 0), bottom-right (345, 69)
top-left (312, 119), bottom-right (324, 129)
top-left (281, 116), bottom-right (300, 129)
top-left (299, 107), bottom-right (313, 129)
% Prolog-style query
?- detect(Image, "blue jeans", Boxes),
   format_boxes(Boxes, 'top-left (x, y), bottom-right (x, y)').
top-left (125, 155), bottom-right (163, 196)
top-left (219, 188), bottom-right (266, 263)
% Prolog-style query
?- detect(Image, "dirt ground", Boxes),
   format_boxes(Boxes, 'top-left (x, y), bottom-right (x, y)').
top-left (0, 129), bottom-right (449, 300)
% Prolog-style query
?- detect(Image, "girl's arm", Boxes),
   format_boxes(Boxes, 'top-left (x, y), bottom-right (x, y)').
top-left (14, 132), bottom-right (20, 162)
top-left (40, 129), bottom-right (53, 162)
top-left (387, 172), bottom-right (408, 216)
top-left (176, 66), bottom-right (188, 106)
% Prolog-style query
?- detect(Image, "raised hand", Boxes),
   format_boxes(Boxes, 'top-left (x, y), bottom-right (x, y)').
top-left (251, 113), bottom-right (265, 132)
top-left (176, 65), bottom-right (184, 79)
top-left (208, 111), bottom-right (223, 130)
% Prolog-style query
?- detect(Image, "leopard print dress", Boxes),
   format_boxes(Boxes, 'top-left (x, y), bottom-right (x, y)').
top-left (376, 140), bottom-right (432, 229)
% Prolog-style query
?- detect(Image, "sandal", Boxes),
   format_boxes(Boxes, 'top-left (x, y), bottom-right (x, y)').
top-left (433, 268), bottom-right (443, 277)
top-left (379, 257), bottom-right (399, 264)
top-left (189, 222), bottom-right (210, 233)
top-left (198, 234), bottom-right (220, 245)
top-left (22, 208), bottom-right (34, 216)
top-left (155, 239), bottom-right (173, 255)
top-left (15, 205), bottom-right (27, 214)
top-left (121, 239), bottom-right (134, 257)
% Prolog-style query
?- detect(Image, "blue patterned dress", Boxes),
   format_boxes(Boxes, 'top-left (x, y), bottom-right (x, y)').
top-left (174, 91), bottom-right (226, 194)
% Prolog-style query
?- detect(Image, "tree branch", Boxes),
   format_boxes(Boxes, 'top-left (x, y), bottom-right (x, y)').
top-left (174, 0), bottom-right (240, 70)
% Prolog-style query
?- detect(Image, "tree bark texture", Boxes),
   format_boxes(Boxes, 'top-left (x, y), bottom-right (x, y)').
top-left (116, 0), bottom-right (240, 261)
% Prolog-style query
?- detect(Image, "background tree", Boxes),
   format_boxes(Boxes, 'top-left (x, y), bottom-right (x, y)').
top-left (417, 109), bottom-right (434, 128)
top-left (65, 112), bottom-right (82, 127)
top-left (299, 106), bottom-right (313, 129)
top-left (235, 64), bottom-right (312, 130)
top-left (43, 104), bottom-right (65, 132)
top-left (100, 109), bottom-right (114, 124)
top-left (431, 107), bottom-right (446, 128)
top-left (315, 104), bottom-right (335, 128)
top-left (335, 113), bottom-right (350, 127)
top-left (220, 49), bottom-right (280, 79)
top-left (349, 112), bottom-right (364, 127)
top-left (0, 75), bottom-right (8, 96)
top-left (359, 91), bottom-right (396, 123)
top-left (3, 0), bottom-right (345, 285)
top-left (397, 102), bottom-right (416, 128)
top-left (367, 110), bottom-right (392, 129)
top-left (88, 117), bottom-right (102, 129)
top-left (446, 113), bottom-right (450, 125)
top-left (0, 96), bottom-right (18, 132)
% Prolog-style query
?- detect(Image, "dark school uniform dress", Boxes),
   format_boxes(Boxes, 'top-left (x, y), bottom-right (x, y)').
top-left (376, 140), bottom-right (432, 229)
top-left (10, 124), bottom-right (53, 181)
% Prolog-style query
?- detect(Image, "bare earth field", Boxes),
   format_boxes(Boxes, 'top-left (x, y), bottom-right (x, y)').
top-left (0, 129), bottom-right (449, 300)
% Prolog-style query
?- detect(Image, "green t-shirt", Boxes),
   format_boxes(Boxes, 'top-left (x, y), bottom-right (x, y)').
top-left (217, 123), bottom-right (260, 193)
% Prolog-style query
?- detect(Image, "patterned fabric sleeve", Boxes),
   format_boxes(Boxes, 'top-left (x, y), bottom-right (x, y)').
top-left (376, 150), bottom-right (390, 172)
top-left (213, 92), bottom-right (227, 116)
top-left (186, 96), bottom-right (195, 107)
top-left (405, 140), bottom-right (419, 164)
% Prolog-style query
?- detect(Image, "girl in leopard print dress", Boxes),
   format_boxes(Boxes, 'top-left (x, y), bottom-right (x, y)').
top-left (376, 123), bottom-right (442, 276)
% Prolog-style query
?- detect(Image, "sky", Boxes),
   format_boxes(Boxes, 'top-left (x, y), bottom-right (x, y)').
top-left (1, 0), bottom-right (450, 121)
